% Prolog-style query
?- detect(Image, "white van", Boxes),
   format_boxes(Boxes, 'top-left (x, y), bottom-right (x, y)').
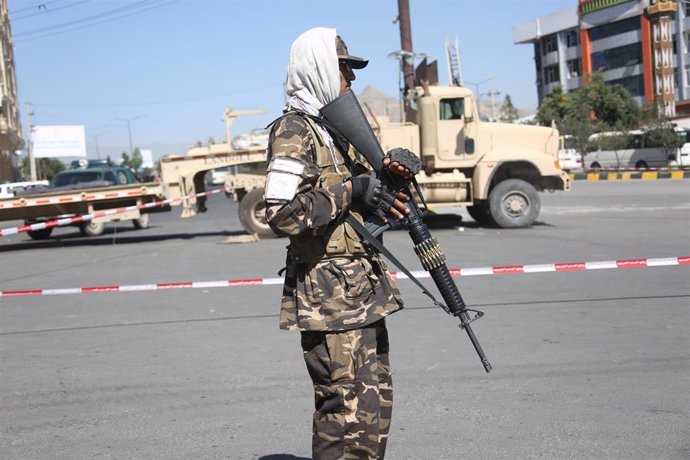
top-left (209, 167), bottom-right (230, 185)
top-left (669, 128), bottom-right (690, 167)
top-left (558, 135), bottom-right (583, 171)
top-left (0, 180), bottom-right (50, 199)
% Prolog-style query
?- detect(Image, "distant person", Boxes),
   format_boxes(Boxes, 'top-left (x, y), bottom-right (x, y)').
top-left (264, 27), bottom-right (414, 459)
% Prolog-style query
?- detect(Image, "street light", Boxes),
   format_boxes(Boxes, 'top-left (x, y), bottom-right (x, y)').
top-left (388, 50), bottom-right (429, 122)
top-left (480, 91), bottom-right (502, 122)
top-left (115, 115), bottom-right (145, 156)
top-left (465, 76), bottom-right (495, 98)
top-left (466, 76), bottom-right (495, 117)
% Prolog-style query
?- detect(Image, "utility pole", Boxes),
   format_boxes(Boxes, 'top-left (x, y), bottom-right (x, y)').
top-left (25, 102), bottom-right (36, 181)
top-left (390, 0), bottom-right (428, 122)
top-left (469, 77), bottom-right (495, 118)
top-left (115, 115), bottom-right (145, 157)
top-left (397, 0), bottom-right (415, 121)
top-left (398, 0), bottom-right (414, 96)
top-left (485, 91), bottom-right (502, 122)
top-left (91, 131), bottom-right (107, 159)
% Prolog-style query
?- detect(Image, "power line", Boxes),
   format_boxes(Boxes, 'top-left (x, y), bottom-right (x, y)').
top-left (11, 0), bottom-right (91, 21)
top-left (28, 83), bottom-right (283, 109)
top-left (14, 0), bottom-right (158, 36)
top-left (10, 0), bottom-right (69, 16)
top-left (14, 0), bottom-right (172, 39)
top-left (13, 0), bottom-right (179, 43)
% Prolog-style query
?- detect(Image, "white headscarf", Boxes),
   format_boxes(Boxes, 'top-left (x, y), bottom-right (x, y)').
top-left (284, 27), bottom-right (340, 114)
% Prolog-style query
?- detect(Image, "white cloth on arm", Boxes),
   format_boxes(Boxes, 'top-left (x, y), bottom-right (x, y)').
top-left (265, 157), bottom-right (306, 202)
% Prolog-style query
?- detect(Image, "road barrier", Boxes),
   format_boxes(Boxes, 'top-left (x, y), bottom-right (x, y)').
top-left (569, 169), bottom-right (690, 181)
top-left (1, 256), bottom-right (687, 298)
top-left (0, 188), bottom-right (225, 237)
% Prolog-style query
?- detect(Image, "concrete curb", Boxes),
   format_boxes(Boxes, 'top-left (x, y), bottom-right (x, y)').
top-left (569, 170), bottom-right (690, 181)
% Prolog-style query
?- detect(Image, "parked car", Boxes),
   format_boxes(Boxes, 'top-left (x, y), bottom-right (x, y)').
top-left (209, 167), bottom-right (230, 185)
top-left (22, 166), bottom-right (147, 239)
top-left (0, 180), bottom-right (49, 199)
top-left (558, 135), bottom-right (583, 171)
top-left (51, 166), bottom-right (138, 189)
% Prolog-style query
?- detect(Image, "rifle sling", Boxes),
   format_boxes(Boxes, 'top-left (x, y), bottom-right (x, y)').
top-left (345, 214), bottom-right (450, 313)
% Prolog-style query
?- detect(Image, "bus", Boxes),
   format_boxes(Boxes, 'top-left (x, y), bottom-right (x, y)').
top-left (585, 128), bottom-right (690, 170)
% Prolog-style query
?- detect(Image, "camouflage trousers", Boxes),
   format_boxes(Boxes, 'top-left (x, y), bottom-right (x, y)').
top-left (300, 319), bottom-right (393, 460)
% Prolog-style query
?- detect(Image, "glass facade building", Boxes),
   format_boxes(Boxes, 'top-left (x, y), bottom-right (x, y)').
top-left (513, 0), bottom-right (689, 117)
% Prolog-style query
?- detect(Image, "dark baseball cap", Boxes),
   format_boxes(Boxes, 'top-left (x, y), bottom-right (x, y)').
top-left (336, 35), bottom-right (368, 69)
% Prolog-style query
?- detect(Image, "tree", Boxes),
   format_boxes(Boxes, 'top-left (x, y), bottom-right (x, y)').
top-left (120, 148), bottom-right (143, 171)
top-left (577, 73), bottom-right (641, 130)
top-left (130, 148), bottom-right (143, 171)
top-left (536, 85), bottom-right (570, 128)
top-left (536, 73), bottom-right (643, 168)
top-left (641, 104), bottom-right (680, 166)
top-left (499, 94), bottom-right (520, 123)
top-left (21, 157), bottom-right (65, 180)
top-left (561, 94), bottom-right (595, 166)
top-left (537, 73), bottom-right (642, 132)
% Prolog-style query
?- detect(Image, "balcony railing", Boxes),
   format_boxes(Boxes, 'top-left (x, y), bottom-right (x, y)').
top-left (580, 0), bottom-right (633, 14)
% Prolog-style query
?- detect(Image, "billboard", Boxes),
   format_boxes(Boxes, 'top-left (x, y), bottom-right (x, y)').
top-left (140, 149), bottom-right (154, 168)
top-left (31, 125), bottom-right (86, 158)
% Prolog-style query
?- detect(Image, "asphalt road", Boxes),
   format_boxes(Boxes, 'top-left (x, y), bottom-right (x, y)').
top-left (1, 180), bottom-right (689, 459)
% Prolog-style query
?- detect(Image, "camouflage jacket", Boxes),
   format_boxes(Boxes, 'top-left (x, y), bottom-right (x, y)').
top-left (265, 111), bottom-right (403, 331)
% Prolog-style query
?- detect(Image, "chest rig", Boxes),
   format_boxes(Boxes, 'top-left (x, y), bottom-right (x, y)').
top-left (287, 113), bottom-right (369, 264)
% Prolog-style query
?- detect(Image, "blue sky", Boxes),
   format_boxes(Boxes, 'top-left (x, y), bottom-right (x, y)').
top-left (8, 0), bottom-right (575, 160)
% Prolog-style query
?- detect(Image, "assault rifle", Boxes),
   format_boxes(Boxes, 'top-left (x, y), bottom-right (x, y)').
top-left (321, 91), bottom-right (492, 373)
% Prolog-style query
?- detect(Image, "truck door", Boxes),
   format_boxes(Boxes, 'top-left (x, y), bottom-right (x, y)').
top-left (438, 97), bottom-right (469, 160)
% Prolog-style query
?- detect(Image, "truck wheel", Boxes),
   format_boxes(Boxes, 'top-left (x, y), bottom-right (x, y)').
top-left (133, 213), bottom-right (150, 230)
top-left (488, 179), bottom-right (540, 228)
top-left (79, 221), bottom-right (106, 237)
top-left (238, 188), bottom-right (275, 238)
top-left (27, 227), bottom-right (53, 240)
top-left (466, 200), bottom-right (496, 226)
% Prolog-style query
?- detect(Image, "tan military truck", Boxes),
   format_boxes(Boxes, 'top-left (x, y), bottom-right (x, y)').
top-left (224, 84), bottom-right (570, 237)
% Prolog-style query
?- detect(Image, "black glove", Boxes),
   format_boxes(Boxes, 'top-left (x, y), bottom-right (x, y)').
top-left (349, 171), bottom-right (396, 220)
top-left (386, 147), bottom-right (421, 175)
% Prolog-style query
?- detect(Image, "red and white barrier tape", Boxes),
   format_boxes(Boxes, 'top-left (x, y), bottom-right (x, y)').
top-left (0, 188), bottom-right (152, 209)
top-left (1, 256), bottom-right (687, 298)
top-left (0, 188), bottom-right (224, 237)
top-left (584, 166), bottom-right (690, 172)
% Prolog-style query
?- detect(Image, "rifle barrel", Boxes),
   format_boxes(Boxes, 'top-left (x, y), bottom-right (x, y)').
top-left (407, 210), bottom-right (492, 373)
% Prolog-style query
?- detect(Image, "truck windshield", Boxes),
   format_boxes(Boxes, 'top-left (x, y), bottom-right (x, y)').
top-left (53, 172), bottom-right (102, 187)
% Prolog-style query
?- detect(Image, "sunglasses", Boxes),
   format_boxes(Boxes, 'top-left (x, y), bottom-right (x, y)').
top-left (339, 60), bottom-right (353, 73)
